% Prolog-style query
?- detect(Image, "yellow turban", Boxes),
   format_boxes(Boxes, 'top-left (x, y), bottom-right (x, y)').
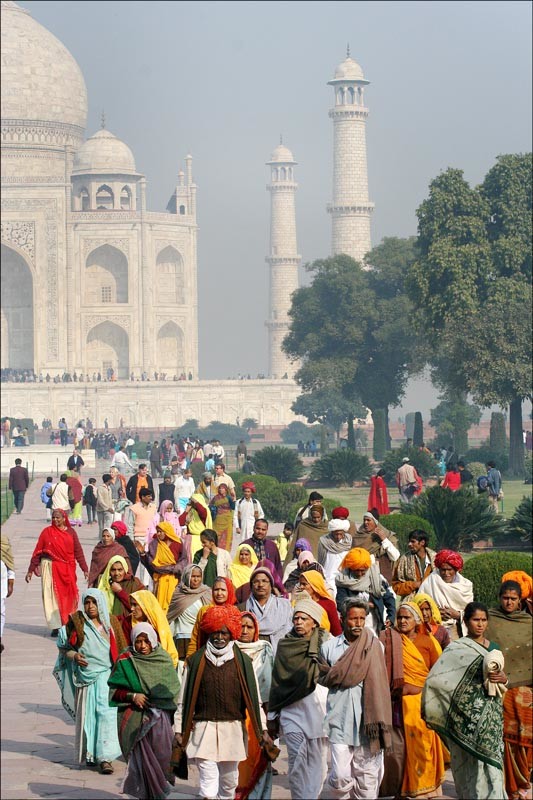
top-left (340, 547), bottom-right (372, 572)
top-left (502, 570), bottom-right (532, 600)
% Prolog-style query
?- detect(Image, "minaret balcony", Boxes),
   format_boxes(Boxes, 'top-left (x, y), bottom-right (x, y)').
top-left (327, 203), bottom-right (375, 214)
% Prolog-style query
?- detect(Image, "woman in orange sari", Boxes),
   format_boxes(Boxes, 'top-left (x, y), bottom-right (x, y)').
top-left (136, 521), bottom-right (183, 612)
top-left (395, 601), bottom-right (445, 798)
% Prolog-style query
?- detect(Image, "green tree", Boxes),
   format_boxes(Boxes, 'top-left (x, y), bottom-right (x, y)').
top-left (291, 388), bottom-right (366, 445)
top-left (253, 446), bottom-right (304, 483)
top-left (429, 392), bottom-right (482, 455)
top-left (284, 242), bottom-right (419, 452)
top-left (280, 421), bottom-right (315, 445)
top-left (241, 417), bottom-right (258, 432)
top-left (408, 158), bottom-right (532, 476)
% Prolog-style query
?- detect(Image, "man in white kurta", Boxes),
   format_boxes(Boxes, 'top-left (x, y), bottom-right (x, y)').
top-left (233, 484), bottom-right (264, 552)
top-left (317, 520), bottom-right (353, 598)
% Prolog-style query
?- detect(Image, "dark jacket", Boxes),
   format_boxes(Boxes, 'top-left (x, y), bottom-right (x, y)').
top-left (9, 465), bottom-right (29, 491)
top-left (67, 454), bottom-right (85, 471)
top-left (125, 473), bottom-right (154, 504)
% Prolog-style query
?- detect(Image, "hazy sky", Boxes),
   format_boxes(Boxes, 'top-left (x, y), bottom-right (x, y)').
top-left (20, 0), bottom-right (533, 417)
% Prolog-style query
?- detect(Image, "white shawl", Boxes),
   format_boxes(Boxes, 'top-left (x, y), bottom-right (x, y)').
top-left (418, 569), bottom-right (473, 635)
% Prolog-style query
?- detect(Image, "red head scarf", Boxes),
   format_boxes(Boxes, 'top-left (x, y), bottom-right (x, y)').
top-left (240, 610), bottom-right (260, 642)
top-left (434, 549), bottom-right (464, 572)
top-left (332, 506), bottom-right (350, 519)
top-left (212, 576), bottom-right (237, 606)
top-left (201, 605), bottom-right (242, 640)
top-left (110, 520), bottom-right (128, 538)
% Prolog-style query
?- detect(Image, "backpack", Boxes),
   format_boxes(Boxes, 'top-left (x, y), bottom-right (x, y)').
top-left (477, 475), bottom-right (489, 492)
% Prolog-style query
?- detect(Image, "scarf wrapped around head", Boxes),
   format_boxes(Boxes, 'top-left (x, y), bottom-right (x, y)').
top-left (131, 622), bottom-right (159, 649)
top-left (328, 519), bottom-right (350, 533)
top-left (294, 538), bottom-right (311, 556)
top-left (213, 576), bottom-right (237, 606)
top-left (332, 506), bottom-right (350, 519)
top-left (111, 520), bottom-right (128, 538)
top-left (299, 569), bottom-right (331, 601)
top-left (298, 550), bottom-right (315, 568)
top-left (340, 547), bottom-right (372, 571)
top-left (201, 604), bottom-right (242, 640)
top-left (97, 555), bottom-right (131, 612)
top-left (130, 589), bottom-right (179, 667)
top-left (81, 588), bottom-right (111, 634)
top-left (502, 570), bottom-right (532, 599)
top-left (256, 558), bottom-right (288, 597)
top-left (412, 593), bottom-right (443, 625)
top-left (156, 520), bottom-right (181, 543)
top-left (398, 601), bottom-right (423, 625)
top-left (230, 544), bottom-right (258, 588)
top-left (434, 549), bottom-right (463, 572)
top-left (166, 564), bottom-right (212, 622)
top-left (293, 596), bottom-right (324, 626)
top-left (103, 528), bottom-right (116, 540)
top-left (239, 610), bottom-right (259, 642)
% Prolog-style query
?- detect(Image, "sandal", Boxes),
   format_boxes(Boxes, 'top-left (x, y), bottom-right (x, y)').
top-left (99, 761), bottom-right (114, 774)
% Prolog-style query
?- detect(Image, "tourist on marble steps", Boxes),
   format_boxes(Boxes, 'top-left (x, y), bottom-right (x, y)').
top-left (210, 482), bottom-right (237, 552)
top-left (268, 598), bottom-right (330, 800)
top-left (0, 534), bottom-right (15, 654)
top-left (423, 602), bottom-right (507, 800)
top-left (392, 528), bottom-right (436, 599)
top-left (175, 605), bottom-right (270, 800)
top-left (187, 576), bottom-right (238, 659)
top-left (213, 462), bottom-right (236, 496)
top-left (282, 537), bottom-right (312, 584)
top-left (26, 508), bottom-right (88, 637)
top-left (109, 622), bottom-right (180, 800)
top-left (8, 457), bottom-right (29, 514)
top-left (235, 610), bottom-right (275, 800)
top-left (67, 448), bottom-right (84, 473)
top-left (243, 518), bottom-right (283, 581)
top-left (285, 504), bottom-right (328, 568)
top-left (130, 589), bottom-right (179, 668)
top-left (157, 471), bottom-right (177, 507)
top-left (390, 601), bottom-right (445, 799)
top-left (233, 482), bottom-right (264, 551)
top-left (317, 518), bottom-right (352, 598)
top-left (136, 521), bottom-right (183, 612)
top-left (335, 548), bottom-right (396, 634)
top-left (486, 578), bottom-right (533, 800)
top-left (110, 519), bottom-right (140, 576)
top-left (418, 549), bottom-right (473, 640)
top-left (96, 473), bottom-right (115, 534)
top-left (87, 527), bottom-right (131, 587)
top-left (167, 564), bottom-right (212, 663)
top-left (125, 463), bottom-right (154, 504)
top-left (319, 598), bottom-right (392, 800)
top-left (241, 565), bottom-right (293, 654)
top-left (352, 512), bottom-right (400, 583)
top-left (53, 588), bottom-right (126, 774)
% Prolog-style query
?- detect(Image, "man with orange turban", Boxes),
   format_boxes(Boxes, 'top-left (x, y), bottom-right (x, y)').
top-left (335, 548), bottom-right (397, 634)
top-left (175, 604), bottom-right (272, 800)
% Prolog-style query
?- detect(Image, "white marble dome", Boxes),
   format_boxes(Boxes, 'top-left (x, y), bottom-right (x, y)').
top-left (73, 129), bottom-right (137, 174)
top-left (333, 56), bottom-right (365, 81)
top-left (269, 144), bottom-right (295, 163)
top-left (1, 0), bottom-right (87, 131)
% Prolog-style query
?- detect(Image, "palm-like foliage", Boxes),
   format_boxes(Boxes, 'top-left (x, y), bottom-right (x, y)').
top-left (406, 485), bottom-right (507, 551)
top-left (310, 450), bottom-right (371, 486)
top-left (507, 496), bottom-right (532, 542)
top-left (253, 446), bottom-right (304, 484)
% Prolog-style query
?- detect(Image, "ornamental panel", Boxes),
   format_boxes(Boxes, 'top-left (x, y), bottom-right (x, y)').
top-left (0, 220), bottom-right (35, 262)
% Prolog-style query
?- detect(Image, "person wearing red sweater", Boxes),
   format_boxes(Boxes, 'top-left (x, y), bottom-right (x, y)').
top-left (442, 466), bottom-right (461, 491)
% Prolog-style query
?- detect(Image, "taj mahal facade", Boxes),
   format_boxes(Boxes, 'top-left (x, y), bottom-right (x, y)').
top-left (0, 1), bottom-right (373, 428)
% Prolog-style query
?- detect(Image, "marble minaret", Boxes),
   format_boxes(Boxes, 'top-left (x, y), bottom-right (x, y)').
top-left (327, 48), bottom-right (374, 263)
top-left (266, 141), bottom-right (301, 379)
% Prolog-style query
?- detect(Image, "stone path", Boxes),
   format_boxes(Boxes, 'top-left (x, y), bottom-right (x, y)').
top-left (0, 470), bottom-right (457, 799)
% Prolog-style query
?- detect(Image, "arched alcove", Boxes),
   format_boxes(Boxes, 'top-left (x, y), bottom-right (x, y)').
top-left (86, 244), bottom-right (128, 304)
top-left (86, 321), bottom-right (129, 379)
top-left (96, 184), bottom-right (114, 210)
top-left (120, 186), bottom-right (132, 210)
top-left (156, 245), bottom-right (184, 304)
top-left (0, 243), bottom-right (34, 369)
top-left (157, 321), bottom-right (184, 373)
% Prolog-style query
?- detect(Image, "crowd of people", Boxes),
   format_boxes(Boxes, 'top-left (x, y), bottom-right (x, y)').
top-left (12, 448), bottom-right (531, 800)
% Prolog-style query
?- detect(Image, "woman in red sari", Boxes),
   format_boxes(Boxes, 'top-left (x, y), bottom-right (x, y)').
top-left (367, 469), bottom-right (390, 516)
top-left (25, 509), bottom-right (89, 637)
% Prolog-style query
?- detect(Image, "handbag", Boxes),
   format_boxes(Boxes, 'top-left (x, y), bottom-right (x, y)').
top-left (170, 740), bottom-right (188, 780)
top-left (262, 740), bottom-right (281, 763)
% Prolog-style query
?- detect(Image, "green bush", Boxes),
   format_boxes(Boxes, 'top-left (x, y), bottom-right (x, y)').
top-left (462, 551), bottom-right (533, 606)
top-left (407, 485), bottom-right (508, 551)
top-left (380, 513), bottom-right (436, 553)
top-left (174, 420), bottom-right (250, 446)
top-left (506, 496), bottom-right (532, 543)
top-left (253, 446), bottom-right (305, 483)
top-left (465, 446), bottom-right (509, 474)
top-left (261, 483), bottom-right (307, 522)
top-left (288, 495), bottom-right (345, 525)
top-left (229, 472), bottom-right (279, 498)
top-left (133, 441), bottom-right (149, 460)
top-left (280, 421), bottom-right (316, 445)
top-left (310, 450), bottom-right (371, 486)
top-left (380, 446), bottom-right (437, 483)
top-left (413, 412), bottom-right (424, 447)
top-left (466, 462), bottom-right (486, 479)
top-left (524, 453), bottom-right (532, 485)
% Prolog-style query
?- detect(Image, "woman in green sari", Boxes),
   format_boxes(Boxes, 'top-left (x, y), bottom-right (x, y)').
top-left (109, 622), bottom-right (181, 800)
top-left (422, 602), bottom-right (508, 799)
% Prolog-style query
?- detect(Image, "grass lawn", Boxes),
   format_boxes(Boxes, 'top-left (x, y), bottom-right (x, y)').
top-left (316, 479), bottom-right (531, 522)
top-left (0, 480), bottom-right (15, 525)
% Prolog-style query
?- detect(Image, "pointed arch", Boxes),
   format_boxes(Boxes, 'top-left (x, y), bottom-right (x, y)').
top-left (95, 184), bottom-right (114, 210)
top-left (0, 243), bottom-right (34, 369)
top-left (157, 321), bottom-right (185, 373)
top-left (86, 321), bottom-right (129, 379)
top-left (86, 244), bottom-right (128, 304)
top-left (156, 245), bottom-right (184, 304)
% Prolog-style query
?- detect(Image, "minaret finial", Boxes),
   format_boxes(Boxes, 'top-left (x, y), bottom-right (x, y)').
top-left (280, 133), bottom-right (283, 145)
top-left (346, 42), bottom-right (350, 58)
top-left (101, 109), bottom-right (106, 130)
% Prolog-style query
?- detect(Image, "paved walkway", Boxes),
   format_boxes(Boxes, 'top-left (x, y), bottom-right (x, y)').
top-left (0, 471), bottom-right (457, 799)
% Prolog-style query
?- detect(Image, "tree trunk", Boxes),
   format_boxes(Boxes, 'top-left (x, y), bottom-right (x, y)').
top-left (509, 397), bottom-right (525, 477)
top-left (454, 426), bottom-right (468, 457)
top-left (347, 416), bottom-right (356, 450)
top-left (385, 407), bottom-right (392, 451)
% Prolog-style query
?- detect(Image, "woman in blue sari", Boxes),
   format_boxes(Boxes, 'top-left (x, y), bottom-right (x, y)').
top-left (53, 588), bottom-right (127, 774)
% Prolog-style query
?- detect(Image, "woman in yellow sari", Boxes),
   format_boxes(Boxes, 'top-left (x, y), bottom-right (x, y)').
top-left (395, 601), bottom-right (445, 798)
top-left (129, 589), bottom-right (179, 668)
top-left (136, 521), bottom-right (183, 612)
top-left (179, 493), bottom-right (212, 560)
top-left (230, 543), bottom-right (258, 589)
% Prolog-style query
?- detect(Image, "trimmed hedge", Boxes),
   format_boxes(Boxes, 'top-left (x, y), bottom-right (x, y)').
top-left (462, 551), bottom-right (533, 607)
top-left (379, 513), bottom-right (436, 553)
top-left (229, 471), bottom-right (306, 523)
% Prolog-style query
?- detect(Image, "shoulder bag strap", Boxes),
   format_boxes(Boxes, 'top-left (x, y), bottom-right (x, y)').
top-left (181, 654), bottom-right (206, 746)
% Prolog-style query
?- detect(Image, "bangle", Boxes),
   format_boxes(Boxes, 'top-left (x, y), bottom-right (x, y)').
top-left (133, 693), bottom-right (137, 703)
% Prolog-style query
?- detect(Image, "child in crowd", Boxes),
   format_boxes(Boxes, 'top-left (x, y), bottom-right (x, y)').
top-left (275, 522), bottom-right (294, 562)
top-left (40, 475), bottom-right (54, 521)
top-left (83, 478), bottom-right (97, 525)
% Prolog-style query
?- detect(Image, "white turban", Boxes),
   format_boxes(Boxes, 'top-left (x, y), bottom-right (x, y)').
top-left (328, 519), bottom-right (350, 533)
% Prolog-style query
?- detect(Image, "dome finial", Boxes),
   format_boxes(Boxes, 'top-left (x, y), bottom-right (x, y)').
top-left (346, 42), bottom-right (350, 58)
top-left (280, 133), bottom-right (283, 145)
top-left (101, 109), bottom-right (106, 130)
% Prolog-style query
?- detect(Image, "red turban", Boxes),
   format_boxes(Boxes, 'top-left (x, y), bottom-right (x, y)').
top-left (201, 605), bottom-right (243, 640)
top-left (110, 520), bottom-right (128, 538)
top-left (332, 506), bottom-right (350, 519)
top-left (434, 550), bottom-right (464, 572)
top-left (241, 481), bottom-right (256, 493)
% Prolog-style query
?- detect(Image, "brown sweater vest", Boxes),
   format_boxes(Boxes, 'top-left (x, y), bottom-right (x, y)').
top-left (194, 658), bottom-right (246, 722)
